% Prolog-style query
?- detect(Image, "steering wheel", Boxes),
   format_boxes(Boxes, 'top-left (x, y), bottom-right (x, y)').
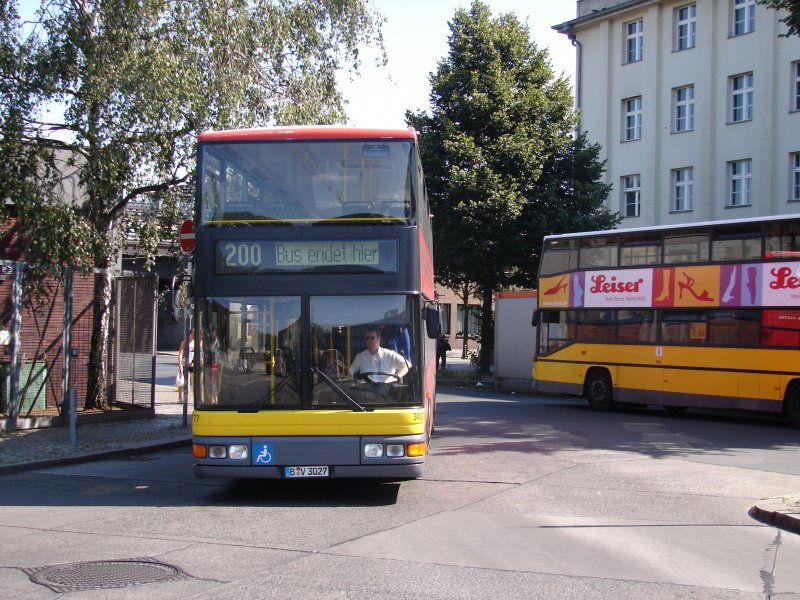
top-left (356, 371), bottom-right (401, 384)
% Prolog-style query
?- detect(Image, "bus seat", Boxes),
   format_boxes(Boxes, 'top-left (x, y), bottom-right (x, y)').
top-left (269, 201), bottom-right (309, 220)
top-left (380, 202), bottom-right (408, 218)
top-left (223, 203), bottom-right (259, 220)
top-left (341, 201), bottom-right (373, 215)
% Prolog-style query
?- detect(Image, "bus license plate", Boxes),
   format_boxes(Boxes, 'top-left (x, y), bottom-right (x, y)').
top-left (285, 466), bottom-right (329, 478)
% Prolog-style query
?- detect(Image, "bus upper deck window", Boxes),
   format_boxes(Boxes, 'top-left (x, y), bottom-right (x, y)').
top-left (619, 234), bottom-right (661, 266)
top-left (579, 236), bottom-right (618, 269)
top-left (711, 225), bottom-right (761, 261)
top-left (663, 231), bottom-right (709, 264)
top-left (540, 239), bottom-right (578, 276)
top-left (765, 222), bottom-right (800, 259)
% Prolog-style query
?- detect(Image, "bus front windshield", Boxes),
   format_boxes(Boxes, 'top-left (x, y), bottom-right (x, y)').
top-left (196, 295), bottom-right (418, 409)
top-left (200, 140), bottom-right (416, 225)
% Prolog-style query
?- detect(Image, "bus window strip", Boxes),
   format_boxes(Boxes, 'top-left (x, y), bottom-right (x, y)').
top-left (539, 219), bottom-right (800, 276)
top-left (537, 308), bottom-right (798, 352)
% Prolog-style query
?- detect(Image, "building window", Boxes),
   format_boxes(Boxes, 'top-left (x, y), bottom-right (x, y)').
top-left (457, 305), bottom-right (481, 338)
top-left (793, 61), bottom-right (800, 112)
top-left (728, 159), bottom-right (752, 207)
top-left (622, 174), bottom-right (641, 217)
top-left (623, 96), bottom-right (642, 141)
top-left (672, 167), bottom-right (694, 212)
top-left (676, 4), bottom-right (696, 50)
top-left (732, 0), bottom-right (755, 36)
top-left (730, 73), bottom-right (753, 122)
top-left (792, 153), bottom-right (800, 202)
top-left (673, 85), bottom-right (695, 132)
top-left (625, 19), bottom-right (644, 63)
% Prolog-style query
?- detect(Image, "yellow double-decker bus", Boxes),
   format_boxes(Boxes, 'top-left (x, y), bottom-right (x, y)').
top-left (532, 214), bottom-right (800, 426)
top-left (189, 126), bottom-right (439, 479)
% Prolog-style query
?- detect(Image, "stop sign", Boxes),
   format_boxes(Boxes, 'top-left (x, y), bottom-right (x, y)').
top-left (179, 219), bottom-right (195, 253)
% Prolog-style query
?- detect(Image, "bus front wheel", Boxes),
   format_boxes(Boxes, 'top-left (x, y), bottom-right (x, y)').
top-left (785, 383), bottom-right (800, 428)
top-left (585, 370), bottom-right (614, 411)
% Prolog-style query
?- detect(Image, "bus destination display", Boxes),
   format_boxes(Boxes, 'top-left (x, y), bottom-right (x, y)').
top-left (216, 239), bottom-right (398, 273)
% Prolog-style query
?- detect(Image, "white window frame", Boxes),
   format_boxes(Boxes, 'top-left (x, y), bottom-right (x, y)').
top-left (622, 174), bottom-right (641, 217)
top-left (672, 167), bottom-right (694, 212)
top-left (623, 96), bottom-right (642, 141)
top-left (728, 159), bottom-right (752, 207)
top-left (730, 73), bottom-right (753, 123)
top-left (675, 4), bottom-right (697, 51)
top-left (732, 0), bottom-right (755, 36)
top-left (673, 85), bottom-right (695, 132)
top-left (625, 19), bottom-right (644, 63)
top-left (793, 61), bottom-right (800, 112)
top-left (792, 152), bottom-right (800, 202)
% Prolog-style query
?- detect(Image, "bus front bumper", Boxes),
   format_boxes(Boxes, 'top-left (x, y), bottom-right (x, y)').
top-left (192, 434), bottom-right (427, 479)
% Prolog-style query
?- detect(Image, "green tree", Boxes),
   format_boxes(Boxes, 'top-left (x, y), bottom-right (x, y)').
top-left (0, 0), bottom-right (383, 408)
top-left (756, 0), bottom-right (800, 37)
top-left (408, 1), bottom-right (617, 373)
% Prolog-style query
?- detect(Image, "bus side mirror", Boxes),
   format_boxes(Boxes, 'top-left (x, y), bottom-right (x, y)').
top-left (531, 310), bottom-right (538, 327)
top-left (424, 305), bottom-right (441, 339)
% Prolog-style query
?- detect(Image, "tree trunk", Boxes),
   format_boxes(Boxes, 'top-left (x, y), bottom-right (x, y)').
top-left (85, 266), bottom-right (112, 410)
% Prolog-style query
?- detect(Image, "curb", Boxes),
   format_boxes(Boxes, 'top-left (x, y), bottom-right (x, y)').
top-left (748, 505), bottom-right (800, 536)
top-left (0, 437), bottom-right (192, 476)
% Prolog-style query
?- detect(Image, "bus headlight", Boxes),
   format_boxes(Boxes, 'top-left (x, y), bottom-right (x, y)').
top-left (208, 445), bottom-right (227, 459)
top-left (364, 443), bottom-right (384, 458)
top-left (385, 444), bottom-right (405, 457)
top-left (229, 445), bottom-right (249, 460)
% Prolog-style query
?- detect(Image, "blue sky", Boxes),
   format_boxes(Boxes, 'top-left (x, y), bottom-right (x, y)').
top-left (339, 1), bottom-right (578, 128)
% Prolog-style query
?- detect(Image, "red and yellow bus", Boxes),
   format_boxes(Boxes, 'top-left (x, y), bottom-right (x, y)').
top-left (190, 126), bottom-right (439, 478)
top-left (532, 214), bottom-right (800, 426)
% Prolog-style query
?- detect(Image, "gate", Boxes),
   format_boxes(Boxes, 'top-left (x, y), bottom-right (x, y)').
top-left (109, 274), bottom-right (158, 409)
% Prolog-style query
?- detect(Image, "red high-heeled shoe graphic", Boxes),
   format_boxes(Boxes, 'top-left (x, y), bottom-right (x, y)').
top-left (543, 275), bottom-right (568, 295)
top-left (678, 272), bottom-right (713, 302)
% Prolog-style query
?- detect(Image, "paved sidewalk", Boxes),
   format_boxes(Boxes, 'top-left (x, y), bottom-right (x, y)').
top-left (0, 384), bottom-right (192, 475)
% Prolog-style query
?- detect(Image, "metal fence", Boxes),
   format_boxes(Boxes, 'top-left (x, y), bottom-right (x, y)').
top-left (0, 262), bottom-right (157, 429)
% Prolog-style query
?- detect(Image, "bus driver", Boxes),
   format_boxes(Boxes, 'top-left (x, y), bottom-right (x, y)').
top-left (349, 325), bottom-right (410, 383)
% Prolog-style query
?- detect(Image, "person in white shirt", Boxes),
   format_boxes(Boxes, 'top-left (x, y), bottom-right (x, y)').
top-left (349, 325), bottom-right (409, 382)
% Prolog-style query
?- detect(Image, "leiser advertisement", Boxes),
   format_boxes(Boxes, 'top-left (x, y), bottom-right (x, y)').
top-left (539, 262), bottom-right (800, 309)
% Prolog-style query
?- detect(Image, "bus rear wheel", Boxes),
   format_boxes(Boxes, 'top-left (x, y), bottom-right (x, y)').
top-left (585, 370), bottom-right (614, 411)
top-left (785, 383), bottom-right (800, 428)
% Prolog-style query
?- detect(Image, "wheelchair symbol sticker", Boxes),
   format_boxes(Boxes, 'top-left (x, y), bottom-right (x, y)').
top-left (252, 443), bottom-right (274, 465)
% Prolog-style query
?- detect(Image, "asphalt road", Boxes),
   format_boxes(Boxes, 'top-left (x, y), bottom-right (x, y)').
top-left (1, 388), bottom-right (800, 599)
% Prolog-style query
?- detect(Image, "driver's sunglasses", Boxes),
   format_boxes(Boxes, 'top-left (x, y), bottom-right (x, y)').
top-left (364, 335), bottom-right (377, 341)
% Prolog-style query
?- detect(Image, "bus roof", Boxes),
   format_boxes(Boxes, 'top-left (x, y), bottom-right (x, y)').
top-left (199, 125), bottom-right (418, 143)
top-left (544, 213), bottom-right (800, 242)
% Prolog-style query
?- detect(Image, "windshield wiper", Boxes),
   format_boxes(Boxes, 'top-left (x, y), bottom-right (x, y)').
top-left (312, 366), bottom-right (371, 412)
top-left (239, 374), bottom-right (295, 413)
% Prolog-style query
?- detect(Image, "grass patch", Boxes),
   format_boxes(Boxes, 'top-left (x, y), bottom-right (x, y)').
top-left (436, 368), bottom-right (492, 387)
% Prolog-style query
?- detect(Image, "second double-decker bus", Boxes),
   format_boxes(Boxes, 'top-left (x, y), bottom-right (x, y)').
top-left (189, 126), bottom-right (439, 479)
top-left (532, 214), bottom-right (800, 426)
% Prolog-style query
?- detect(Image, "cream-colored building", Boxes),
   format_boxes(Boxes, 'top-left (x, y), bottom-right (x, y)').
top-left (555, 0), bottom-right (799, 227)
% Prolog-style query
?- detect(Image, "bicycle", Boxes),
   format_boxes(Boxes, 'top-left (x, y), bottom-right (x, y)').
top-left (469, 349), bottom-right (480, 368)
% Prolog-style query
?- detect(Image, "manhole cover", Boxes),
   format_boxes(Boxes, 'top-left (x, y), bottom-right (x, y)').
top-left (25, 558), bottom-right (189, 593)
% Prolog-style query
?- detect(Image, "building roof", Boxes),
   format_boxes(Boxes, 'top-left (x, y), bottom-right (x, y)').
top-left (553, 0), bottom-right (655, 33)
